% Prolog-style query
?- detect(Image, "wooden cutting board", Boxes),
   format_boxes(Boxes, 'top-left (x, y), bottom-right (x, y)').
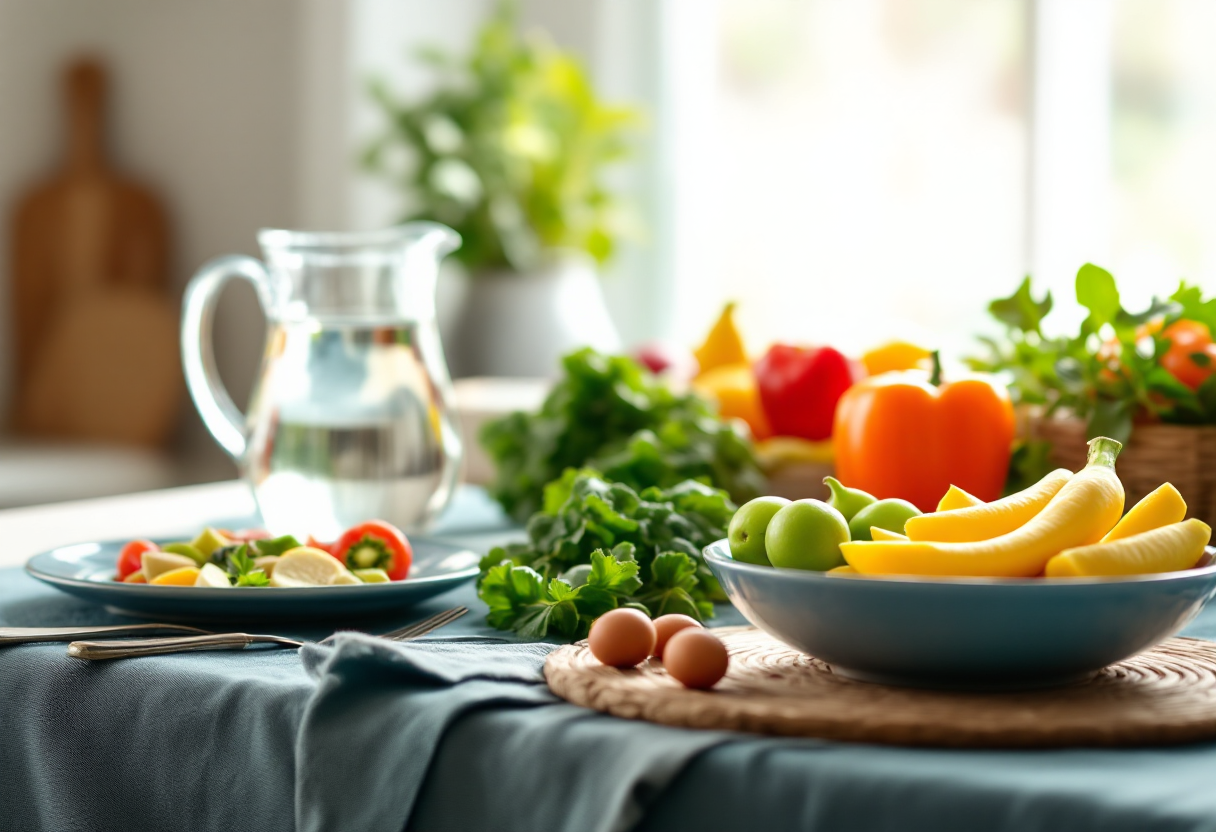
top-left (546, 627), bottom-right (1216, 748)
top-left (10, 57), bottom-right (177, 446)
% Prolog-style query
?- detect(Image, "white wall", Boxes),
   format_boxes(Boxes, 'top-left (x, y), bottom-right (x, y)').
top-left (0, 1), bottom-right (665, 483)
top-left (0, 0), bottom-right (302, 479)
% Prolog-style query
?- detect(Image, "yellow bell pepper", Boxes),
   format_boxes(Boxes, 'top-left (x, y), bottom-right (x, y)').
top-left (905, 469), bottom-right (1072, 543)
top-left (692, 363), bottom-right (771, 440)
top-left (861, 340), bottom-right (932, 376)
top-left (1100, 483), bottom-right (1187, 543)
top-left (1045, 518), bottom-right (1210, 577)
top-left (842, 438), bottom-right (1124, 577)
top-left (694, 302), bottom-right (748, 378)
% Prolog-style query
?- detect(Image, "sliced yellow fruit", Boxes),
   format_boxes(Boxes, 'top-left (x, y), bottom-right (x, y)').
top-left (254, 555), bottom-right (280, 577)
top-left (843, 438), bottom-right (1124, 577)
top-left (870, 527), bottom-right (908, 542)
top-left (1101, 483), bottom-right (1187, 543)
top-left (194, 562), bottom-right (233, 588)
top-left (905, 468), bottom-right (1072, 543)
top-left (936, 485), bottom-right (984, 513)
top-left (826, 565), bottom-right (859, 576)
top-left (122, 570), bottom-right (147, 584)
top-left (269, 546), bottom-right (346, 587)
top-left (754, 436), bottom-right (835, 468)
top-left (331, 569), bottom-right (361, 585)
top-left (150, 566), bottom-right (201, 586)
top-left (353, 568), bottom-right (392, 584)
top-left (1045, 519), bottom-right (1210, 577)
top-left (141, 550), bottom-right (200, 582)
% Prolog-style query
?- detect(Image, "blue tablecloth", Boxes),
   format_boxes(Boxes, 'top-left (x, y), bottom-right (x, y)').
top-left (7, 487), bottom-right (1216, 832)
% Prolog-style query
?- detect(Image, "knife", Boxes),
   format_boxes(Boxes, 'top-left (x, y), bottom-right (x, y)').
top-left (0, 623), bottom-right (211, 646)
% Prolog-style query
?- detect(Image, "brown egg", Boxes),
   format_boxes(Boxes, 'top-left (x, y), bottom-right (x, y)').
top-left (651, 614), bottom-right (702, 659)
top-left (664, 628), bottom-right (729, 690)
top-left (588, 608), bottom-right (656, 668)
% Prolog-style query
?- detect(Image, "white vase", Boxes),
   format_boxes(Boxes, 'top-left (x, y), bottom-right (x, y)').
top-left (442, 255), bottom-right (621, 378)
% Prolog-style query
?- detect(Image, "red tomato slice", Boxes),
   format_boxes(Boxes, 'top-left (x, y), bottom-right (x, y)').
top-left (333, 521), bottom-right (412, 581)
top-left (117, 539), bottom-right (158, 580)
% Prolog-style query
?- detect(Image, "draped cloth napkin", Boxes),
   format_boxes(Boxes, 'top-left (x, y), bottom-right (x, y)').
top-left (295, 634), bottom-right (736, 832)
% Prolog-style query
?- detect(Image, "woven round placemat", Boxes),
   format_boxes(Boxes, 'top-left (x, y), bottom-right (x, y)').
top-left (544, 627), bottom-right (1216, 748)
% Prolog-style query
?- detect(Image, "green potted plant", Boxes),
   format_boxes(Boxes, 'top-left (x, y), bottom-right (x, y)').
top-left (363, 2), bottom-right (641, 377)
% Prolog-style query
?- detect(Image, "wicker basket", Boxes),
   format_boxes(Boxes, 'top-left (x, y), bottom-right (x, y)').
top-left (1030, 414), bottom-right (1216, 526)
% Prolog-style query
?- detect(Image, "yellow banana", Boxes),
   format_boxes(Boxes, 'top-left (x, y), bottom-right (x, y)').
top-left (842, 438), bottom-right (1124, 577)
top-left (936, 485), bottom-right (985, 512)
top-left (1101, 483), bottom-right (1187, 543)
top-left (1045, 519), bottom-right (1210, 577)
top-left (905, 468), bottom-right (1072, 543)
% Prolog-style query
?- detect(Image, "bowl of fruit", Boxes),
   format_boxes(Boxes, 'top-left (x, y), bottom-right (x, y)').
top-left (705, 436), bottom-right (1216, 689)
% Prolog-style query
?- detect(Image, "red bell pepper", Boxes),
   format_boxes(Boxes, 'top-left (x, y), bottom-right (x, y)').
top-left (754, 344), bottom-right (857, 440)
top-left (332, 520), bottom-right (413, 581)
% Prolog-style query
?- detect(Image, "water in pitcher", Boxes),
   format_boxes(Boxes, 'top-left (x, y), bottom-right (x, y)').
top-left (243, 318), bottom-right (460, 540)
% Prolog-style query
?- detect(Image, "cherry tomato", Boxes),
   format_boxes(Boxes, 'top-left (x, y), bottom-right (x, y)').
top-left (332, 521), bottom-right (412, 581)
top-left (117, 539), bottom-right (158, 580)
top-left (1161, 320), bottom-right (1216, 391)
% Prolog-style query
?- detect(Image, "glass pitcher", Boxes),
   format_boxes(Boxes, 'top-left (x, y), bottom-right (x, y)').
top-left (181, 223), bottom-right (463, 539)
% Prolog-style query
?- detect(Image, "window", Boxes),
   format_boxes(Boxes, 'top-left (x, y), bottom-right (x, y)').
top-left (659, 0), bottom-right (1216, 354)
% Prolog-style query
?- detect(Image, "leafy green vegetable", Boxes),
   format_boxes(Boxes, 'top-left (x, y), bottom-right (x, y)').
top-left (477, 471), bottom-right (735, 638)
top-left (480, 548), bottom-right (644, 639)
top-left (224, 546), bottom-right (270, 588)
top-left (481, 348), bottom-right (764, 523)
top-left (968, 264), bottom-right (1208, 443)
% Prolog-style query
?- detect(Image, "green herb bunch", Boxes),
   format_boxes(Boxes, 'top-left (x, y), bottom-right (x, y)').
top-left (969, 263), bottom-right (1216, 445)
top-left (478, 470), bottom-right (736, 639)
top-left (481, 348), bottom-right (764, 523)
top-left (362, 1), bottom-right (641, 272)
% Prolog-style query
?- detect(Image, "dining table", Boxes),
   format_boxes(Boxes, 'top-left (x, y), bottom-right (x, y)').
top-left (7, 480), bottom-right (1216, 832)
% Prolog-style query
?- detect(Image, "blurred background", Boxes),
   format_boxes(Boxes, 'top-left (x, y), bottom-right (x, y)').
top-left (0, 0), bottom-right (1213, 506)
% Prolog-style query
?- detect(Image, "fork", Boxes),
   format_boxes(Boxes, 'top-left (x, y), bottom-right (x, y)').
top-left (66, 606), bottom-right (468, 660)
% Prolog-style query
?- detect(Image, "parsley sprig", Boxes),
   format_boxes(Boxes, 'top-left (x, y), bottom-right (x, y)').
top-left (225, 547), bottom-right (270, 587)
top-left (477, 470), bottom-right (733, 639)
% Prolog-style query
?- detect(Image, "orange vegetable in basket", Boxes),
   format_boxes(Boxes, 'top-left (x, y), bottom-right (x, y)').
top-left (833, 356), bottom-right (1015, 512)
top-left (1160, 320), bottom-right (1216, 391)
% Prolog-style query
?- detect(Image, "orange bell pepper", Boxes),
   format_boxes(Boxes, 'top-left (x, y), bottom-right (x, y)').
top-left (832, 356), bottom-right (1015, 511)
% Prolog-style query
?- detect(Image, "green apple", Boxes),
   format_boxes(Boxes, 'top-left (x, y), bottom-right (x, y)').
top-left (823, 476), bottom-right (877, 521)
top-left (765, 499), bottom-right (850, 571)
top-left (728, 496), bottom-right (791, 566)
top-left (848, 499), bottom-right (922, 541)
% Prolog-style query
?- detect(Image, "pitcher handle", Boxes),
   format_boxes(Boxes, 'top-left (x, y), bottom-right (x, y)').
top-left (180, 255), bottom-right (270, 462)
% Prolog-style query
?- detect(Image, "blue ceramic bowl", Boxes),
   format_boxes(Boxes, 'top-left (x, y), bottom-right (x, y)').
top-left (704, 539), bottom-right (1216, 689)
